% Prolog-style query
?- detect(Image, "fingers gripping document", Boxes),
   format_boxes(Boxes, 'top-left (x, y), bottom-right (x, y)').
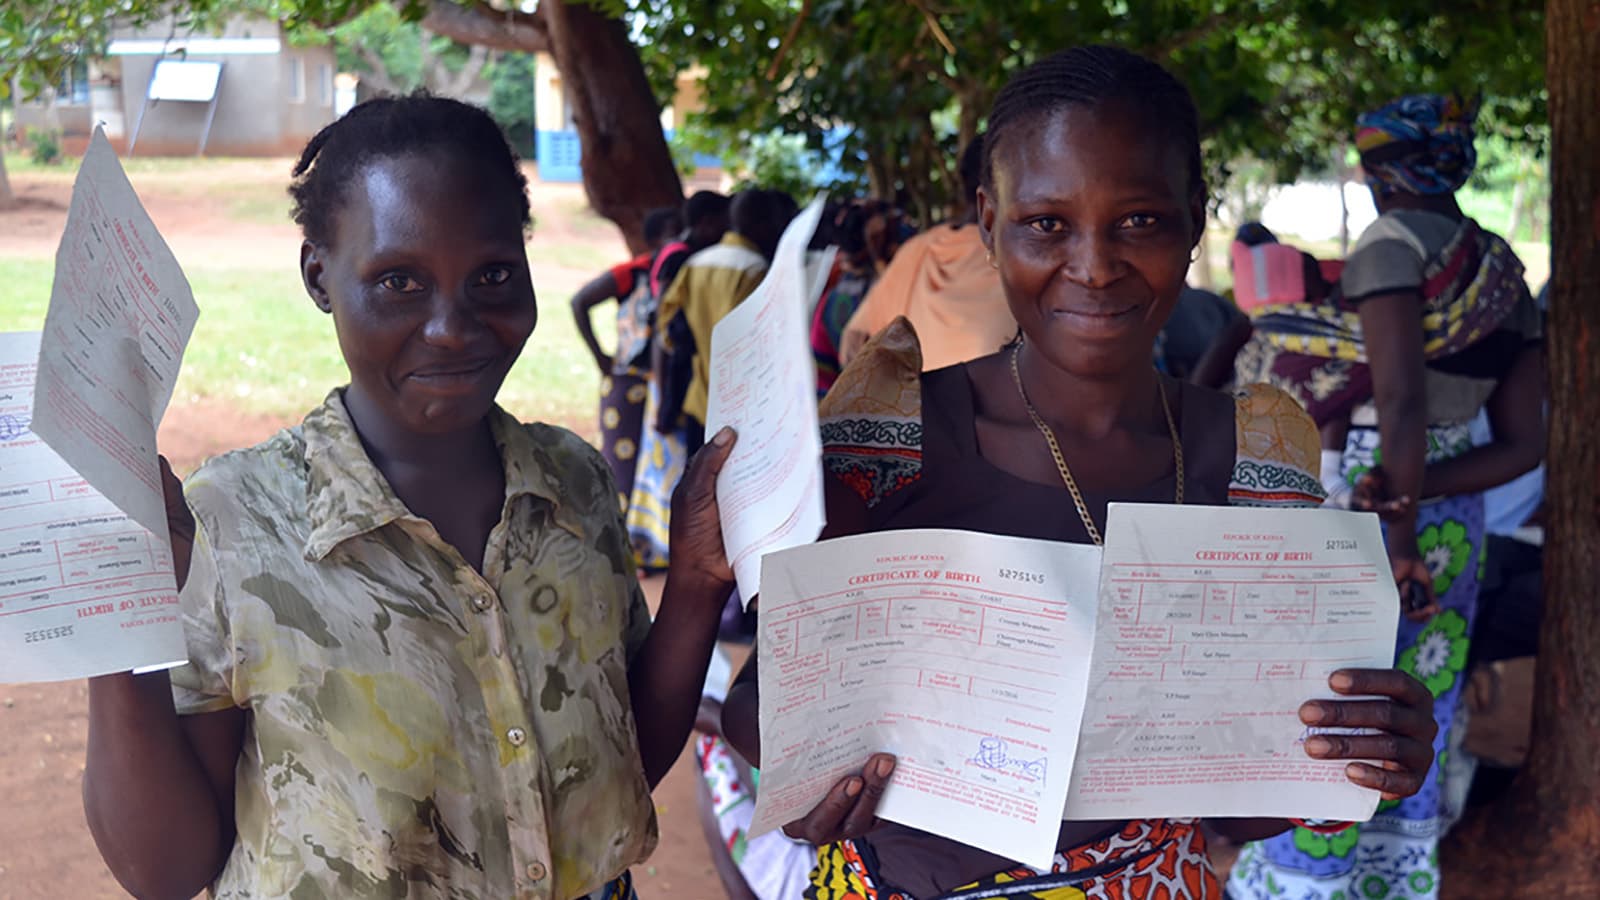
top-left (749, 505), bottom-right (1398, 862)
top-left (705, 198), bottom-right (829, 605)
top-left (0, 128), bottom-right (196, 683)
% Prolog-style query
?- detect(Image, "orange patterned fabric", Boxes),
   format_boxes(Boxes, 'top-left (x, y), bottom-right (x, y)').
top-left (1228, 382), bottom-right (1325, 508)
top-left (804, 819), bottom-right (1219, 899)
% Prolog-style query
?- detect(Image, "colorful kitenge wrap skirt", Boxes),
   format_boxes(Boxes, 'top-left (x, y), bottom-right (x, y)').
top-left (1234, 219), bottom-right (1527, 428)
top-left (600, 370), bottom-right (649, 514)
top-left (804, 820), bottom-right (1219, 900)
top-left (1229, 422), bottom-right (1485, 900)
top-left (626, 381), bottom-right (690, 570)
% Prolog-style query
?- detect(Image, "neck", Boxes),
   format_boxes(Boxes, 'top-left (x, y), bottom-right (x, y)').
top-left (341, 386), bottom-right (500, 478)
top-left (1015, 342), bottom-right (1163, 440)
top-left (1382, 192), bottom-right (1462, 219)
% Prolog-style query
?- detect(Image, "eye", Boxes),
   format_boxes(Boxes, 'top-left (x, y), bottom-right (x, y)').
top-left (379, 273), bottom-right (424, 293)
top-left (1119, 213), bottom-right (1160, 230)
top-left (477, 266), bottom-right (513, 286)
top-left (1027, 217), bottom-right (1065, 235)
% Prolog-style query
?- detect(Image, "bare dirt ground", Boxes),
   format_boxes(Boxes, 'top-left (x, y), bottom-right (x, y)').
top-left (0, 163), bottom-right (719, 900)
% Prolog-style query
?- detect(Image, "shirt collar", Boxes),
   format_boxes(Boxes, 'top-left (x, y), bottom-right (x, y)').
top-left (721, 232), bottom-right (761, 255)
top-left (301, 390), bottom-right (585, 561)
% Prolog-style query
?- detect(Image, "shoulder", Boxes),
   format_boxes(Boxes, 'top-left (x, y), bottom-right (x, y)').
top-left (513, 418), bottom-right (613, 493)
top-left (184, 424), bottom-right (308, 527)
top-left (692, 241), bottom-right (765, 272)
top-left (820, 318), bottom-right (925, 507)
top-left (1228, 383), bottom-right (1326, 508)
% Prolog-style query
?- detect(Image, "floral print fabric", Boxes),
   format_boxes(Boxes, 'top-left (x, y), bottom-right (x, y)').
top-left (1229, 422), bottom-right (1485, 900)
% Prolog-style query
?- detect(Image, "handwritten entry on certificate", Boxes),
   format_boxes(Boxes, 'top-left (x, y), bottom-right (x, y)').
top-left (705, 197), bottom-right (828, 604)
top-left (750, 529), bottom-right (1104, 868)
top-left (0, 332), bottom-right (186, 683)
top-left (1065, 503), bottom-right (1397, 823)
top-left (30, 126), bottom-right (199, 539)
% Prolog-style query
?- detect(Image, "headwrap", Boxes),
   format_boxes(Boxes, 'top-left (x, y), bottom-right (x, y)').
top-left (1355, 93), bottom-right (1479, 196)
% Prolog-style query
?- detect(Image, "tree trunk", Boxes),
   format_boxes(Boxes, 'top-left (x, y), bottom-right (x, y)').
top-left (1440, 1), bottom-right (1600, 895)
top-left (0, 143), bottom-right (16, 211)
top-left (540, 0), bottom-right (683, 254)
top-left (420, 0), bottom-right (679, 253)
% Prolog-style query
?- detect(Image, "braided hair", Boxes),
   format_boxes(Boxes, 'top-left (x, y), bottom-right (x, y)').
top-left (289, 92), bottom-right (531, 246)
top-left (982, 46), bottom-right (1204, 199)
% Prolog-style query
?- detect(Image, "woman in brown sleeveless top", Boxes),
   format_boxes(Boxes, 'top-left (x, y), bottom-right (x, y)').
top-left (720, 47), bottom-right (1439, 900)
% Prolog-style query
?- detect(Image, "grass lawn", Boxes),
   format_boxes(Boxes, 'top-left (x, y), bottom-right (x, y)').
top-left (0, 256), bottom-right (604, 431)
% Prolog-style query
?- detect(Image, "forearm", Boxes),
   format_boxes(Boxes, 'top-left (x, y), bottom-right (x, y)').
top-left (1422, 441), bottom-right (1542, 499)
top-left (84, 673), bottom-right (234, 899)
top-left (628, 573), bottom-right (731, 786)
top-left (570, 301), bottom-right (609, 370)
top-left (721, 679), bottom-right (761, 767)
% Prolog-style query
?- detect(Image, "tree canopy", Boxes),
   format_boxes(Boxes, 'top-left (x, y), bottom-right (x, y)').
top-left (632, 0), bottom-right (1547, 221)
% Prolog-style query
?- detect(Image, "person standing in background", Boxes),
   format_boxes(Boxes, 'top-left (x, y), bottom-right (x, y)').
top-left (627, 192), bottom-right (732, 570)
top-left (837, 136), bottom-right (1015, 372)
top-left (570, 207), bottom-right (684, 513)
top-left (654, 189), bottom-right (796, 453)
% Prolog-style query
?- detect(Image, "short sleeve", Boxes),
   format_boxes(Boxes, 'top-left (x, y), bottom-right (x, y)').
top-left (168, 513), bottom-right (241, 715)
top-left (1228, 382), bottom-right (1327, 508)
top-left (608, 262), bottom-right (638, 298)
top-left (819, 317), bottom-right (925, 508)
top-left (1340, 215), bottom-right (1428, 302)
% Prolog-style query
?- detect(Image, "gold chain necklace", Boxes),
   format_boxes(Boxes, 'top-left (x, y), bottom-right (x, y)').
top-left (1008, 342), bottom-right (1184, 546)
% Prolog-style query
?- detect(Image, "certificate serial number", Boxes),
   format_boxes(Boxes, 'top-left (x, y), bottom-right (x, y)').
top-left (1325, 539), bottom-right (1358, 551)
top-left (998, 568), bottom-right (1045, 585)
top-left (24, 625), bottom-right (74, 643)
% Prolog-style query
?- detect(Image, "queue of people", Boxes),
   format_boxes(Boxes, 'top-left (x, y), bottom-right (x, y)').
top-left (77, 41), bottom-right (1546, 900)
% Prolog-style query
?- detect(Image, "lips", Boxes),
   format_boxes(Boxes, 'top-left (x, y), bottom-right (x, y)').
top-left (406, 357), bottom-right (500, 391)
top-left (1048, 303), bottom-right (1144, 338)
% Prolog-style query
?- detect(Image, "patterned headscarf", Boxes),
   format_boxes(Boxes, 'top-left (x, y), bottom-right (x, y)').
top-left (1355, 93), bottom-right (1479, 196)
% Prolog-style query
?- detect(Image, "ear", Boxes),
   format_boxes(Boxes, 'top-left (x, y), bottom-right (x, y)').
top-left (1188, 188), bottom-right (1207, 250)
top-left (976, 184), bottom-right (998, 257)
top-left (300, 240), bottom-right (332, 313)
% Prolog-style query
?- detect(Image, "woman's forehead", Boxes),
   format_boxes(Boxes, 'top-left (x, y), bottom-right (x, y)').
top-left (334, 154), bottom-right (524, 247)
top-left (993, 103), bottom-right (1191, 201)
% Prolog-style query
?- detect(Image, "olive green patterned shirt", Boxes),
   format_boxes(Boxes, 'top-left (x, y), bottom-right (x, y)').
top-left (170, 390), bottom-right (657, 900)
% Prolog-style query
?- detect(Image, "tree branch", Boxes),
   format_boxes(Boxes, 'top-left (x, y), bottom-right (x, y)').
top-left (353, 44), bottom-right (406, 95)
top-left (443, 44), bottom-right (491, 96)
top-left (422, 0), bottom-right (550, 54)
top-left (766, 0), bottom-right (814, 80)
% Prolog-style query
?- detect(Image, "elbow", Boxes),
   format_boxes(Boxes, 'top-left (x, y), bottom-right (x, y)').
top-left (83, 777), bottom-right (226, 900)
top-left (1509, 433), bottom-right (1546, 480)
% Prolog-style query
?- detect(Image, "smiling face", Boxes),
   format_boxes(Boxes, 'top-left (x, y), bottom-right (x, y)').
top-left (978, 101), bottom-right (1204, 378)
top-left (301, 152), bottom-right (536, 436)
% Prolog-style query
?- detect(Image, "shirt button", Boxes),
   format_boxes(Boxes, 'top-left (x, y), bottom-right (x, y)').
top-left (506, 727), bottom-right (527, 747)
top-left (526, 861), bottom-right (547, 881)
top-left (472, 594), bottom-right (494, 612)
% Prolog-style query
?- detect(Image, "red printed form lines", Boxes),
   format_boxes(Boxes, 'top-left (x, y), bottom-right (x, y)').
top-left (767, 587), bottom-right (1065, 712)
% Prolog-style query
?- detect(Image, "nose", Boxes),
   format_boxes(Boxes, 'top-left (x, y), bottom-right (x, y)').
top-left (420, 289), bottom-right (484, 349)
top-left (1063, 232), bottom-right (1124, 288)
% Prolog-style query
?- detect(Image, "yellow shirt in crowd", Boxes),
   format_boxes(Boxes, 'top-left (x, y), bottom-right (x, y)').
top-left (654, 232), bottom-right (768, 425)
top-left (170, 390), bottom-right (655, 900)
